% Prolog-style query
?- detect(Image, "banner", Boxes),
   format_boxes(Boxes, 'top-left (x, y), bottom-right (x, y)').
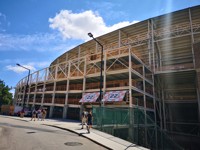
top-left (102, 90), bottom-right (127, 102)
top-left (79, 92), bottom-right (100, 103)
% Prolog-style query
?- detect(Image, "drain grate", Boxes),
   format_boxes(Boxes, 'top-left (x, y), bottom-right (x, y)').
top-left (64, 142), bottom-right (83, 146)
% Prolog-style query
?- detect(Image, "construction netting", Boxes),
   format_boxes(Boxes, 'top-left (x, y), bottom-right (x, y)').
top-left (92, 107), bottom-right (183, 150)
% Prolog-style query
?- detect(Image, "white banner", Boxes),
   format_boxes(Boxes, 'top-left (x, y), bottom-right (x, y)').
top-left (102, 90), bottom-right (127, 102)
top-left (79, 92), bottom-right (100, 103)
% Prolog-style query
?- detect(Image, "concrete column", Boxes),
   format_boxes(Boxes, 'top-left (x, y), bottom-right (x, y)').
top-left (103, 48), bottom-right (107, 106)
top-left (80, 57), bottom-right (87, 116)
top-left (118, 30), bottom-right (121, 48)
top-left (26, 78), bottom-right (31, 107)
top-left (128, 45), bottom-right (134, 142)
top-left (64, 61), bottom-right (71, 119)
top-left (63, 105), bottom-right (68, 119)
top-left (41, 68), bottom-right (47, 105)
top-left (33, 75), bottom-right (36, 105)
top-left (22, 79), bottom-right (26, 106)
top-left (52, 82), bottom-right (56, 105)
top-left (49, 106), bottom-right (54, 118)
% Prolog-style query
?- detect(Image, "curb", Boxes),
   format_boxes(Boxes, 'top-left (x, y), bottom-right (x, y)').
top-left (0, 115), bottom-right (29, 122)
top-left (43, 124), bottom-right (112, 150)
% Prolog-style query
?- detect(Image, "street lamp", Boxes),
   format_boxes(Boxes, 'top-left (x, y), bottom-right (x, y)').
top-left (16, 63), bottom-right (30, 109)
top-left (88, 33), bottom-right (103, 106)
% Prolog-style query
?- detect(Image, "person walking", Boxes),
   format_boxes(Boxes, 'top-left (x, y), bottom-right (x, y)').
top-left (41, 109), bottom-right (46, 121)
top-left (81, 111), bottom-right (86, 129)
top-left (30, 109), bottom-right (36, 121)
top-left (86, 110), bottom-right (93, 133)
top-left (37, 109), bottom-right (41, 120)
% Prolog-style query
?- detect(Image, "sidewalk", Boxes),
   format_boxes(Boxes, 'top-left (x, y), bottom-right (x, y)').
top-left (5, 116), bottom-right (148, 150)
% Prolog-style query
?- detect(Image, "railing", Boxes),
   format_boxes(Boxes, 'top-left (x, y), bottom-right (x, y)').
top-left (45, 86), bottom-right (54, 91)
top-left (69, 84), bottom-right (82, 90)
top-left (107, 63), bottom-right (128, 72)
top-left (29, 99), bottom-right (33, 102)
top-left (35, 98), bottom-right (42, 103)
top-left (56, 85), bottom-right (67, 91)
top-left (54, 98), bottom-right (65, 104)
top-left (67, 98), bottom-right (80, 105)
top-left (86, 82), bottom-right (100, 90)
top-left (43, 98), bottom-right (52, 103)
top-left (106, 47), bottom-right (129, 59)
top-left (155, 63), bottom-right (194, 72)
top-left (106, 79), bottom-right (129, 88)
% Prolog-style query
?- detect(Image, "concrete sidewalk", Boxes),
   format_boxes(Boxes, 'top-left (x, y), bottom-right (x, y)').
top-left (4, 116), bottom-right (148, 150)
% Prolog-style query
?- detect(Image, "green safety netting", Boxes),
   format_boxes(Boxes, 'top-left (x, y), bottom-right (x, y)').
top-left (92, 107), bottom-right (182, 150)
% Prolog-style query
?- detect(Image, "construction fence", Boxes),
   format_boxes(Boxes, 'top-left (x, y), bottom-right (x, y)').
top-left (92, 107), bottom-right (183, 150)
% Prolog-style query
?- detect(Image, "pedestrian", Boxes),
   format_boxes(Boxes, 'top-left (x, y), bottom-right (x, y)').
top-left (41, 109), bottom-right (46, 121)
top-left (81, 111), bottom-right (86, 129)
top-left (20, 109), bottom-right (25, 118)
top-left (31, 109), bottom-right (36, 121)
top-left (86, 110), bottom-right (93, 133)
top-left (37, 109), bottom-right (41, 120)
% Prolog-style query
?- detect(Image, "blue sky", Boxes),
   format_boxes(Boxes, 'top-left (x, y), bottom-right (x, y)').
top-left (0, 0), bottom-right (200, 95)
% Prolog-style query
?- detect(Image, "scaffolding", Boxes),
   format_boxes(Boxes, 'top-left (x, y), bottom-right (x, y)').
top-left (15, 6), bottom-right (200, 149)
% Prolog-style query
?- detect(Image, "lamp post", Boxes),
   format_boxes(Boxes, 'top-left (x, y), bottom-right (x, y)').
top-left (88, 33), bottom-right (103, 106)
top-left (16, 63), bottom-right (30, 110)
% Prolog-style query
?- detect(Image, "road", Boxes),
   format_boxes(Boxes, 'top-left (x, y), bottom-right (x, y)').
top-left (0, 116), bottom-right (107, 150)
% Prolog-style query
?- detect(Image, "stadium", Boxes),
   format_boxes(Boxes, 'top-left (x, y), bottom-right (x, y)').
top-left (15, 5), bottom-right (200, 149)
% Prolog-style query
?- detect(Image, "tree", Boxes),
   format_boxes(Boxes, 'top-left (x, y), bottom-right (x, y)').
top-left (0, 80), bottom-right (13, 106)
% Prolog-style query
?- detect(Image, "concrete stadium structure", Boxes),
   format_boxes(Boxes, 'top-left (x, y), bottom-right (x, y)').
top-left (15, 6), bottom-right (200, 149)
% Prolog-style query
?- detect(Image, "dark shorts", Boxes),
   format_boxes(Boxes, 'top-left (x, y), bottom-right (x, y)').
top-left (87, 120), bottom-right (92, 125)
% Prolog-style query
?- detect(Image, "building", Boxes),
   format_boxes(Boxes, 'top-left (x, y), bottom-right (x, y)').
top-left (15, 5), bottom-right (200, 149)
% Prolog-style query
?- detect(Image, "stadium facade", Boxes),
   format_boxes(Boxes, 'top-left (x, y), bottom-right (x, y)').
top-left (15, 6), bottom-right (200, 149)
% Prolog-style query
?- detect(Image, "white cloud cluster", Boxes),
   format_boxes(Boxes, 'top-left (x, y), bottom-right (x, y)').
top-left (0, 12), bottom-right (9, 32)
top-left (6, 61), bottom-right (50, 74)
top-left (49, 10), bottom-right (139, 41)
top-left (0, 33), bottom-right (71, 52)
top-left (6, 65), bottom-right (36, 73)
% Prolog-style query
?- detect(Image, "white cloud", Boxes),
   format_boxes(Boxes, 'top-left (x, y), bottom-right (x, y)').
top-left (0, 33), bottom-right (72, 52)
top-left (5, 61), bottom-right (53, 74)
top-left (28, 61), bottom-right (50, 68)
top-left (0, 12), bottom-right (6, 19)
top-left (0, 12), bottom-right (7, 32)
top-left (6, 65), bottom-right (36, 73)
top-left (49, 10), bottom-right (139, 41)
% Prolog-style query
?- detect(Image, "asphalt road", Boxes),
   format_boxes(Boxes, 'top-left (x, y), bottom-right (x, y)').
top-left (0, 116), bottom-right (107, 150)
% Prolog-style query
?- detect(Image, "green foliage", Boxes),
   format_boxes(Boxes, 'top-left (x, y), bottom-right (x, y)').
top-left (0, 80), bottom-right (13, 105)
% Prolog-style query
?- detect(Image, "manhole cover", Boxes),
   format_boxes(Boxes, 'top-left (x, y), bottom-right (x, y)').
top-left (64, 142), bottom-right (83, 146)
